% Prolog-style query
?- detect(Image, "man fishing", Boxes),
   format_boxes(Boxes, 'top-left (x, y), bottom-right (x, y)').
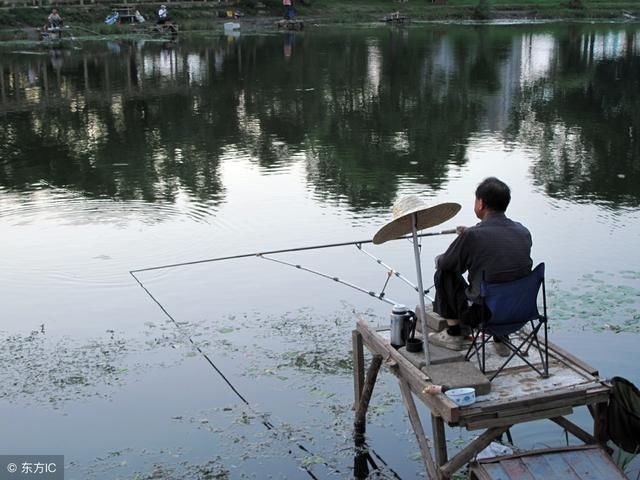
top-left (429, 177), bottom-right (533, 356)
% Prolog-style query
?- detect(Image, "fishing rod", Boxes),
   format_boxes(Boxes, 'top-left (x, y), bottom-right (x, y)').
top-left (66, 24), bottom-right (106, 38)
top-left (130, 228), bottom-right (456, 274)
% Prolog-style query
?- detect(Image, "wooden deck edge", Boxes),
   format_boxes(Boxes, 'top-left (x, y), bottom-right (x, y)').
top-left (546, 338), bottom-right (599, 376)
top-left (465, 406), bottom-right (574, 430)
top-left (460, 382), bottom-right (610, 417)
top-left (458, 390), bottom-right (610, 428)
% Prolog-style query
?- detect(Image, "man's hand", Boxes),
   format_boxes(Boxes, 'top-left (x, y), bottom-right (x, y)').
top-left (456, 226), bottom-right (467, 236)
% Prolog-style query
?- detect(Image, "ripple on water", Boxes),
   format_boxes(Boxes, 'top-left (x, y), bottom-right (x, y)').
top-left (0, 184), bottom-right (227, 290)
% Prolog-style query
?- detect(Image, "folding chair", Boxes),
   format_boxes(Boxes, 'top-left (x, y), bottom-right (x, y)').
top-left (465, 263), bottom-right (549, 381)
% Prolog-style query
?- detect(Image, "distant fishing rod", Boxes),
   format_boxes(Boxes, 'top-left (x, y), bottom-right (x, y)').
top-left (130, 228), bottom-right (456, 274)
top-left (66, 24), bottom-right (105, 37)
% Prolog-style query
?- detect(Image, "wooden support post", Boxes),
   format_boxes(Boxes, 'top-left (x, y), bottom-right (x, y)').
top-left (398, 379), bottom-right (438, 480)
top-left (431, 414), bottom-right (448, 467)
top-left (551, 416), bottom-right (595, 444)
top-left (440, 426), bottom-right (510, 479)
top-left (352, 330), bottom-right (364, 409)
top-left (592, 401), bottom-right (609, 444)
top-left (354, 354), bottom-right (382, 435)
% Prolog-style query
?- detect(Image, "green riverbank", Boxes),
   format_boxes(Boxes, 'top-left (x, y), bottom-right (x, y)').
top-left (0, 0), bottom-right (638, 38)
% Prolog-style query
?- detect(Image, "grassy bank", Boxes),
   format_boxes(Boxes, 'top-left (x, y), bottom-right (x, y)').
top-left (0, 0), bottom-right (638, 35)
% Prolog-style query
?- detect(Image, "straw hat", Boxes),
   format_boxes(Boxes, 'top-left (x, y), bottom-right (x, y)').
top-left (373, 196), bottom-right (461, 244)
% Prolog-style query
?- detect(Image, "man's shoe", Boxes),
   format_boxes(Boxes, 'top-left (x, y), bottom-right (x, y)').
top-left (429, 329), bottom-right (466, 351)
top-left (493, 340), bottom-right (510, 357)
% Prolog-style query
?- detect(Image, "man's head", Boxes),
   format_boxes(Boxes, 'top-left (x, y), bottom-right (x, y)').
top-left (51, 8), bottom-right (58, 14)
top-left (474, 177), bottom-right (511, 219)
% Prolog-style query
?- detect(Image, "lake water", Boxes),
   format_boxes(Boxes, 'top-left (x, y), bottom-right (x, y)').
top-left (1, 22), bottom-right (639, 479)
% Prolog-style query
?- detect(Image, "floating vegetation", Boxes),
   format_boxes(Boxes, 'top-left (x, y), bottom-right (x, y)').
top-left (0, 329), bottom-right (129, 407)
top-left (0, 320), bottom-right (198, 407)
top-left (547, 270), bottom-right (640, 334)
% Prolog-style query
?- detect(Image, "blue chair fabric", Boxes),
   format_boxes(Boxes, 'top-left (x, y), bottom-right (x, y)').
top-left (465, 263), bottom-right (549, 381)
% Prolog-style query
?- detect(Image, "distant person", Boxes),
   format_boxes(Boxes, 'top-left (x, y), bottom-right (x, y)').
top-left (104, 10), bottom-right (120, 25)
top-left (45, 8), bottom-right (63, 30)
top-left (134, 9), bottom-right (146, 23)
top-left (157, 4), bottom-right (170, 24)
top-left (282, 0), bottom-right (294, 19)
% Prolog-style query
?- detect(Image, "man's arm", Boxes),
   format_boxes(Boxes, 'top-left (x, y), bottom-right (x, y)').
top-left (435, 229), bottom-right (472, 273)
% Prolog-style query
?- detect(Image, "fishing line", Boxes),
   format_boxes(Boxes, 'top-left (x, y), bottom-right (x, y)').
top-left (130, 270), bottom-right (349, 478)
top-left (130, 271), bottom-right (251, 405)
top-left (355, 243), bottom-right (435, 302)
top-left (258, 254), bottom-right (399, 306)
top-left (130, 229), bottom-right (456, 274)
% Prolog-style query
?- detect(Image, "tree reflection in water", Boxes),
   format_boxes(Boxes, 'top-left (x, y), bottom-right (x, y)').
top-left (0, 25), bottom-right (638, 216)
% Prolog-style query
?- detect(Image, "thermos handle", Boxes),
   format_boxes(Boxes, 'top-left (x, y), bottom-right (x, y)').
top-left (408, 310), bottom-right (417, 339)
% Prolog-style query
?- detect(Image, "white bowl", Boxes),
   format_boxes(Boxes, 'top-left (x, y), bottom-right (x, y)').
top-left (445, 387), bottom-right (476, 406)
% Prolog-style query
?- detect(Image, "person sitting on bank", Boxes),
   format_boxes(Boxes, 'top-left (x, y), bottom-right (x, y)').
top-left (157, 4), bottom-right (170, 24)
top-left (45, 8), bottom-right (63, 30)
top-left (429, 177), bottom-right (533, 356)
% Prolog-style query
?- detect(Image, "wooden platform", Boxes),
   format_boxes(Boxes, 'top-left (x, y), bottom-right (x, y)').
top-left (469, 445), bottom-right (628, 480)
top-left (275, 19), bottom-right (304, 31)
top-left (352, 316), bottom-right (613, 479)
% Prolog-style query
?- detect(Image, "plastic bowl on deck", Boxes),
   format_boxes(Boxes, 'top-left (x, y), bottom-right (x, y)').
top-left (445, 387), bottom-right (476, 406)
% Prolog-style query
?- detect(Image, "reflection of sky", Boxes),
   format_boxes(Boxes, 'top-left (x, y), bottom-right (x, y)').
top-left (520, 31), bottom-right (640, 86)
top-left (520, 33), bottom-right (554, 85)
top-left (365, 39), bottom-right (381, 95)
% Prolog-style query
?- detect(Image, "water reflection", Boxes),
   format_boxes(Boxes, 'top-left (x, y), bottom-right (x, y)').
top-left (0, 25), bottom-right (639, 222)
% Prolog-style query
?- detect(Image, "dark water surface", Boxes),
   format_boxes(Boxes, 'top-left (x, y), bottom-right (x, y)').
top-left (1, 23), bottom-right (639, 479)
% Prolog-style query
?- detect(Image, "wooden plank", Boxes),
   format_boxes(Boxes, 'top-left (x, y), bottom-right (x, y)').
top-left (431, 414), bottom-right (448, 466)
top-left (465, 407), bottom-right (573, 430)
top-left (520, 454), bottom-right (558, 478)
top-left (550, 416), bottom-right (595, 444)
top-left (352, 330), bottom-right (364, 409)
top-left (474, 445), bottom-right (627, 480)
top-left (356, 318), bottom-right (460, 423)
top-left (563, 448), bottom-right (627, 480)
top-left (398, 379), bottom-right (439, 480)
top-left (481, 463), bottom-right (512, 480)
top-left (500, 459), bottom-right (536, 479)
top-left (542, 453), bottom-right (583, 479)
top-left (354, 354), bottom-right (382, 434)
top-left (440, 426), bottom-right (510, 478)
